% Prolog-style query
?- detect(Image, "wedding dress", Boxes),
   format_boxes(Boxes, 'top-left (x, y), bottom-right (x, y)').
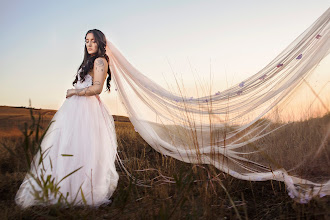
top-left (15, 70), bottom-right (119, 208)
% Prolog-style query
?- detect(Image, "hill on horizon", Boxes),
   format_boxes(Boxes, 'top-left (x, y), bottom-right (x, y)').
top-left (0, 105), bottom-right (130, 138)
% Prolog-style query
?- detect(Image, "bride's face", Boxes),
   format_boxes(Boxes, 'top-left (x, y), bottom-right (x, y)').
top-left (85, 33), bottom-right (98, 55)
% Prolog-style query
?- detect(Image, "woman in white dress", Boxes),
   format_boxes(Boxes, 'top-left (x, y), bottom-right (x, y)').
top-left (15, 29), bottom-right (119, 208)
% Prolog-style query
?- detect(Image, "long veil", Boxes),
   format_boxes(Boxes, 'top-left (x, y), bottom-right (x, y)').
top-left (104, 8), bottom-right (330, 203)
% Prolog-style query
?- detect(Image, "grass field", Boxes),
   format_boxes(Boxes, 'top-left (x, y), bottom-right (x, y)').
top-left (0, 105), bottom-right (329, 219)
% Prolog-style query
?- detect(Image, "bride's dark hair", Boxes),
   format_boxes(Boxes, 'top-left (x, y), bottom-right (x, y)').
top-left (73, 29), bottom-right (112, 91)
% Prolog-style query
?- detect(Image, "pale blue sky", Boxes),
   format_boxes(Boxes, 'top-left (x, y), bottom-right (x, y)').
top-left (0, 0), bottom-right (329, 116)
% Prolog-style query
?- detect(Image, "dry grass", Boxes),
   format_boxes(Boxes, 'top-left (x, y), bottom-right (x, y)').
top-left (0, 105), bottom-right (329, 219)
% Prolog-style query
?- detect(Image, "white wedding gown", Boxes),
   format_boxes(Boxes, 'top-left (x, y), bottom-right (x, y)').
top-left (15, 71), bottom-right (119, 208)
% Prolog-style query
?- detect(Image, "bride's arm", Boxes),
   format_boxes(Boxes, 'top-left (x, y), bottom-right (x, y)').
top-left (66, 58), bottom-right (108, 98)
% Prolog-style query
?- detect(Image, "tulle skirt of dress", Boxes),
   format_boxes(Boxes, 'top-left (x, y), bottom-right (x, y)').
top-left (15, 94), bottom-right (119, 208)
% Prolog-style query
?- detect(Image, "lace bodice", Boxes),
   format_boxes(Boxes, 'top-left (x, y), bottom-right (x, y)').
top-left (74, 69), bottom-right (93, 89)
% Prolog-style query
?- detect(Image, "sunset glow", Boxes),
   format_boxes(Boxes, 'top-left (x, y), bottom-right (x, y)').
top-left (1, 0), bottom-right (329, 118)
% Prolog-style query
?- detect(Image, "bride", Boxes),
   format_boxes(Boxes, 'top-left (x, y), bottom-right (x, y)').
top-left (15, 29), bottom-right (119, 208)
top-left (14, 7), bottom-right (330, 207)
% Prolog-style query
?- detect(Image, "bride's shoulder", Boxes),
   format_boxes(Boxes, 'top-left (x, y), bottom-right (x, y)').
top-left (93, 57), bottom-right (108, 74)
top-left (94, 56), bottom-right (108, 66)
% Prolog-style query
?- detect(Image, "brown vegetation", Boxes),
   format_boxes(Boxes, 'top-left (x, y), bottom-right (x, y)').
top-left (0, 105), bottom-right (329, 219)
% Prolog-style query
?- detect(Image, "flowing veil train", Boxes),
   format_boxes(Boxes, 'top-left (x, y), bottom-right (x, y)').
top-left (105, 8), bottom-right (330, 203)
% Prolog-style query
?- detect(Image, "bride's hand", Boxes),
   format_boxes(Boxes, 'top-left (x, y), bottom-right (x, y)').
top-left (66, 89), bottom-right (76, 98)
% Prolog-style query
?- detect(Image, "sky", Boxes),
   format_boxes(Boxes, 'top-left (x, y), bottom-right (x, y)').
top-left (0, 0), bottom-right (329, 117)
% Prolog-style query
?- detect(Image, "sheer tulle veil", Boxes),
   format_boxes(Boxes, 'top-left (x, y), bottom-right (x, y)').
top-left (104, 8), bottom-right (330, 203)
